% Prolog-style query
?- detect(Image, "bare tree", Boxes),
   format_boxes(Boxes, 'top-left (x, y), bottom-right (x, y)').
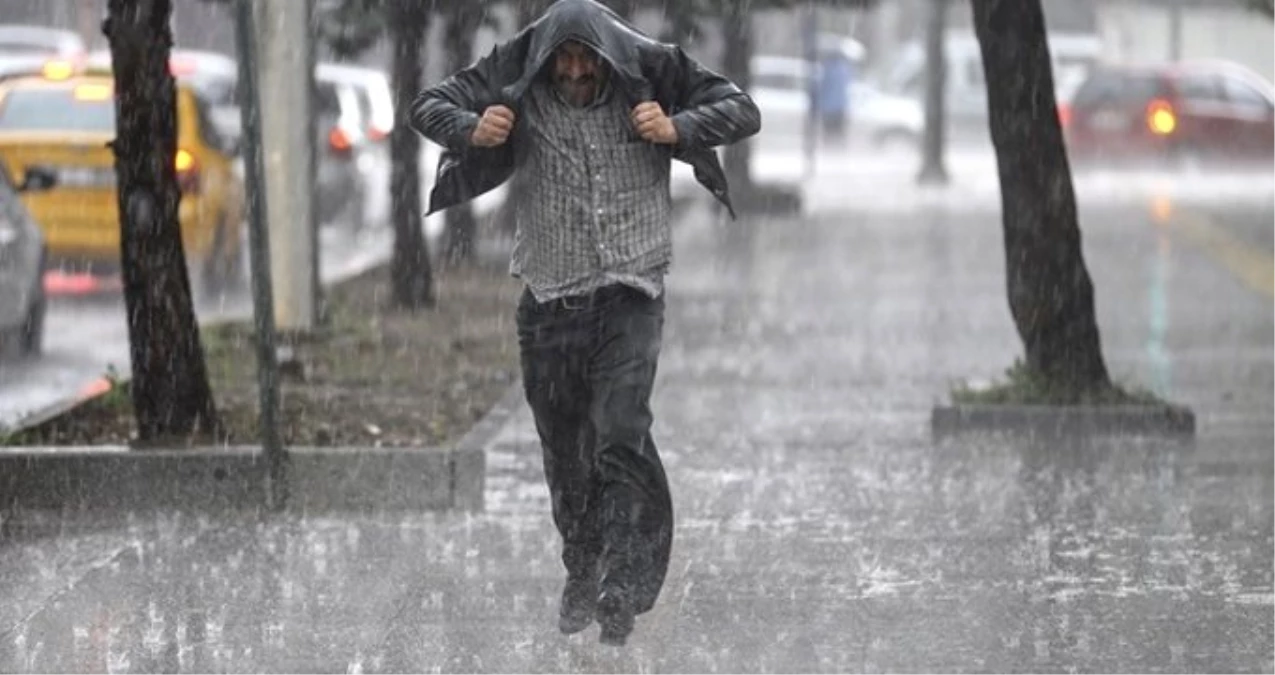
top-left (719, 1), bottom-right (755, 200)
top-left (917, 0), bottom-right (948, 185)
top-left (439, 0), bottom-right (485, 264)
top-left (971, 0), bottom-right (1111, 398)
top-left (386, 0), bottom-right (435, 308)
top-left (104, 0), bottom-right (219, 441)
top-left (313, 0), bottom-right (434, 309)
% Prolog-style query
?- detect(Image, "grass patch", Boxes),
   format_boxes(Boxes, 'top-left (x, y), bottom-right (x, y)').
top-left (951, 360), bottom-right (1169, 407)
top-left (4, 262), bottom-right (523, 448)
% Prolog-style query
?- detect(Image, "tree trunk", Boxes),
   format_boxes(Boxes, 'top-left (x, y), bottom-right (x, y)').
top-left (104, 0), bottom-right (218, 443)
top-left (442, 1), bottom-right (479, 264)
top-left (917, 0), bottom-right (949, 185)
top-left (387, 0), bottom-right (434, 309)
top-left (720, 3), bottom-right (753, 198)
top-left (971, 0), bottom-right (1111, 397)
top-left (662, 2), bottom-right (699, 45)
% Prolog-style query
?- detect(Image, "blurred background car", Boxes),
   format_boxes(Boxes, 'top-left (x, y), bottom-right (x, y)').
top-left (313, 68), bottom-right (374, 234)
top-left (0, 25), bottom-right (87, 88)
top-left (0, 161), bottom-right (55, 358)
top-left (0, 61), bottom-right (246, 294)
top-left (749, 55), bottom-right (815, 154)
top-left (89, 48), bottom-right (243, 144)
top-left (849, 79), bottom-right (924, 151)
top-left (315, 62), bottom-right (393, 230)
top-left (1063, 59), bottom-right (1275, 171)
top-left (879, 32), bottom-right (1102, 144)
top-left (0, 54), bottom-right (48, 85)
top-left (88, 49), bottom-right (380, 234)
top-left (0, 24), bottom-right (85, 61)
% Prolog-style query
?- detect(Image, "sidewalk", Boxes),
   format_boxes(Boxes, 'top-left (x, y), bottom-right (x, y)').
top-left (1, 189), bottom-right (1271, 672)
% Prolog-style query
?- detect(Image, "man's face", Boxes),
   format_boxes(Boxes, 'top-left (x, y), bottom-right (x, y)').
top-left (553, 40), bottom-right (604, 106)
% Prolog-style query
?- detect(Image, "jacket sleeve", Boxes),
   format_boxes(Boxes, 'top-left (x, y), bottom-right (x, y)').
top-left (666, 47), bottom-right (762, 151)
top-left (409, 35), bottom-right (525, 154)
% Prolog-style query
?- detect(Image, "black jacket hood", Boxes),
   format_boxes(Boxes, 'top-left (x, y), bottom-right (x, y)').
top-left (506, 0), bottom-right (657, 104)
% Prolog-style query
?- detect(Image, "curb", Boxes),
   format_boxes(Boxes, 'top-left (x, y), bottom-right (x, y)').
top-left (0, 444), bottom-right (481, 527)
top-left (0, 240), bottom-right (519, 525)
top-left (3, 238), bottom-right (393, 437)
top-left (0, 388), bottom-right (528, 529)
top-left (930, 403), bottom-right (1198, 439)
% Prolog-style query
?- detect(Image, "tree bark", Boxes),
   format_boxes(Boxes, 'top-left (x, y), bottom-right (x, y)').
top-left (441, 0), bottom-right (480, 264)
top-left (917, 0), bottom-right (948, 185)
top-left (387, 0), bottom-right (434, 309)
top-left (971, 0), bottom-right (1111, 397)
top-left (662, 2), bottom-right (699, 45)
top-left (104, 0), bottom-right (219, 443)
top-left (720, 2), bottom-right (754, 198)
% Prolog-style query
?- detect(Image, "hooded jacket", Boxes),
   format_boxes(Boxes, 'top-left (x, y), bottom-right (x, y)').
top-left (410, 0), bottom-right (762, 218)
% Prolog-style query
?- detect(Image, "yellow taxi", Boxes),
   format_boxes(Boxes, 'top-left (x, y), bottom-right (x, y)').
top-left (0, 59), bottom-right (245, 291)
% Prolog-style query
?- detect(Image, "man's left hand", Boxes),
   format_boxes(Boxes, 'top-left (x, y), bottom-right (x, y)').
top-left (631, 101), bottom-right (678, 145)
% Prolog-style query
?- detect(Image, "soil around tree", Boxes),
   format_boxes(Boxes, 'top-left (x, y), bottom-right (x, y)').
top-left (3, 262), bottom-right (524, 449)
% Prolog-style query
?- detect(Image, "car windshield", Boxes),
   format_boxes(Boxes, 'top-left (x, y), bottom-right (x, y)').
top-left (0, 86), bottom-right (115, 132)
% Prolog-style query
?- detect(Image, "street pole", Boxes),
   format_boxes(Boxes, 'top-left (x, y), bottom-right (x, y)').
top-left (253, 0), bottom-right (318, 333)
top-left (233, 0), bottom-right (285, 510)
top-left (917, 0), bottom-right (949, 186)
top-left (803, 1), bottom-right (818, 181)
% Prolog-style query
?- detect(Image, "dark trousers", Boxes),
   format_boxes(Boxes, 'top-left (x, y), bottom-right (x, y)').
top-left (515, 283), bottom-right (673, 614)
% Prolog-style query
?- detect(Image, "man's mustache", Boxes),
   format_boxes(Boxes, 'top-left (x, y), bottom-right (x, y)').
top-left (559, 74), bottom-right (595, 86)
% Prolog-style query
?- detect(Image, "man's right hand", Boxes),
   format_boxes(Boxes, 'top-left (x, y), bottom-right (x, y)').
top-left (470, 105), bottom-right (516, 147)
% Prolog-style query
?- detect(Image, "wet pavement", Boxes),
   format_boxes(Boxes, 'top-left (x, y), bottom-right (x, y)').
top-left (1, 178), bottom-right (1272, 672)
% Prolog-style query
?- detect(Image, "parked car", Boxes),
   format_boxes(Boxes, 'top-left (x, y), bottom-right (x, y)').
top-left (0, 25), bottom-right (86, 62)
top-left (749, 55), bottom-right (815, 152)
top-left (882, 32), bottom-right (1103, 140)
top-left (87, 48), bottom-right (242, 142)
top-left (850, 79), bottom-right (924, 150)
top-left (315, 62), bottom-right (393, 229)
top-left (0, 54), bottom-right (51, 84)
top-left (89, 50), bottom-right (371, 231)
top-left (0, 61), bottom-right (246, 293)
top-left (1063, 60), bottom-right (1275, 170)
top-left (0, 161), bottom-right (56, 358)
top-left (749, 55), bottom-right (927, 153)
top-left (312, 70), bottom-right (373, 232)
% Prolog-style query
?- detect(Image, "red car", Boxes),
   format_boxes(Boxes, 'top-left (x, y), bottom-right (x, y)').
top-left (1061, 60), bottom-right (1275, 170)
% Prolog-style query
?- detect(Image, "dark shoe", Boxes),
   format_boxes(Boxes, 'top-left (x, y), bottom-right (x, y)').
top-left (558, 576), bottom-right (597, 635)
top-left (597, 592), bottom-right (635, 646)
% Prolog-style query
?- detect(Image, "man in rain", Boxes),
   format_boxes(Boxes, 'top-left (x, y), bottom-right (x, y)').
top-left (411, 0), bottom-right (760, 646)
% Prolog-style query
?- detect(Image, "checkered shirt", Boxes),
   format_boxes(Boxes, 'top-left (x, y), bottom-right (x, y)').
top-left (510, 78), bottom-right (674, 303)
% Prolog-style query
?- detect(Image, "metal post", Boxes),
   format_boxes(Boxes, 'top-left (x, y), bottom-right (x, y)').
top-left (803, 1), bottom-right (818, 180)
top-left (1168, 0), bottom-right (1184, 62)
top-left (254, 0), bottom-right (318, 332)
top-left (233, 0), bottom-right (285, 510)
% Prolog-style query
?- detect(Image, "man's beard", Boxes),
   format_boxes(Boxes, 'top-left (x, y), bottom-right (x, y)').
top-left (557, 74), bottom-right (597, 106)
